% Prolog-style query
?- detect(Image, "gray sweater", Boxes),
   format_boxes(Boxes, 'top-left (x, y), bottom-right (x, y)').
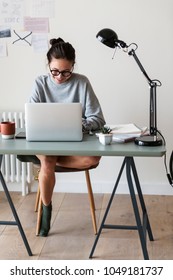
top-left (29, 73), bottom-right (105, 131)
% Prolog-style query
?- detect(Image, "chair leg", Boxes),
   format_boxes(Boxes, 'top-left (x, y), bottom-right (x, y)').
top-left (34, 168), bottom-right (40, 212)
top-left (85, 170), bottom-right (97, 235)
top-left (35, 170), bottom-right (97, 235)
top-left (35, 186), bottom-right (40, 212)
top-left (36, 187), bottom-right (42, 236)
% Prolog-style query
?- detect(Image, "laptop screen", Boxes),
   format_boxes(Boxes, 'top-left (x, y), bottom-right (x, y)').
top-left (25, 103), bottom-right (83, 142)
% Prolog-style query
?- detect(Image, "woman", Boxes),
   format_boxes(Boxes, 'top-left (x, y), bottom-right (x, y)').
top-left (30, 37), bottom-right (105, 236)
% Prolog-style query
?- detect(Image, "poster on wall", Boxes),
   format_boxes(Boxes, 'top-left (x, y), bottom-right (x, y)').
top-left (32, 33), bottom-right (48, 53)
top-left (0, 0), bottom-right (25, 25)
top-left (24, 17), bottom-right (49, 33)
top-left (0, 26), bottom-right (11, 38)
top-left (0, 41), bottom-right (7, 57)
top-left (31, 0), bottom-right (55, 18)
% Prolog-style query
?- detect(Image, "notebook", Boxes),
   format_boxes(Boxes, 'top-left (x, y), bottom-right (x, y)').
top-left (25, 103), bottom-right (83, 141)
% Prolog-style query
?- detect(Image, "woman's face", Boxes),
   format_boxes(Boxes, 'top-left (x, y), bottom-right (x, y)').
top-left (49, 58), bottom-right (74, 84)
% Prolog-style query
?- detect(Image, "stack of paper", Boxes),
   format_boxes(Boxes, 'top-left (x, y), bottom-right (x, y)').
top-left (105, 124), bottom-right (148, 143)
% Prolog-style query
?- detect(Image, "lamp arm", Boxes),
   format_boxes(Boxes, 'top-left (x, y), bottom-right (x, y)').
top-left (128, 49), bottom-right (153, 84)
top-left (128, 48), bottom-right (158, 136)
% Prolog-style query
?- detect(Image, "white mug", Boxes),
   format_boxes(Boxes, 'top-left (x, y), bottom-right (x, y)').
top-left (99, 134), bottom-right (112, 145)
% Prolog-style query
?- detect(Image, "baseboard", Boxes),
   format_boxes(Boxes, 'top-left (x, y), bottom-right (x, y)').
top-left (0, 180), bottom-right (172, 196)
top-left (52, 180), bottom-right (173, 195)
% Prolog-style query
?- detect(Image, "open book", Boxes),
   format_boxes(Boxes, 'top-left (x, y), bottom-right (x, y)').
top-left (105, 123), bottom-right (148, 143)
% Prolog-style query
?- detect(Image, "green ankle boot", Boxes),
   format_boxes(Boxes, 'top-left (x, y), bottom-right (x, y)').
top-left (39, 203), bottom-right (52, 237)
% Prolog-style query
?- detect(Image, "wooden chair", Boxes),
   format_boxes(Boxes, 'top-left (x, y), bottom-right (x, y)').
top-left (17, 155), bottom-right (97, 235)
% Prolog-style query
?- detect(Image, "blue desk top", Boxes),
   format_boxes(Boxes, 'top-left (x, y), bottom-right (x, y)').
top-left (0, 133), bottom-right (166, 157)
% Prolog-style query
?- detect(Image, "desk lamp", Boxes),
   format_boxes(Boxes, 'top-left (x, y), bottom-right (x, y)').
top-left (96, 28), bottom-right (162, 146)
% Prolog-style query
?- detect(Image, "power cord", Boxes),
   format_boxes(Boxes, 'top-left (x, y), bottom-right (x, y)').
top-left (168, 151), bottom-right (173, 187)
top-left (157, 130), bottom-right (173, 187)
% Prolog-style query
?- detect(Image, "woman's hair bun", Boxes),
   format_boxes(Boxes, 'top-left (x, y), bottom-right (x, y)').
top-left (50, 37), bottom-right (64, 46)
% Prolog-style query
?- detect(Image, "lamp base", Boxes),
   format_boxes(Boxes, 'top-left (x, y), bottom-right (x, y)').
top-left (135, 135), bottom-right (163, 146)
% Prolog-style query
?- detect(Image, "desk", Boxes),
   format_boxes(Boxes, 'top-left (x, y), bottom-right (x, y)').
top-left (0, 134), bottom-right (166, 258)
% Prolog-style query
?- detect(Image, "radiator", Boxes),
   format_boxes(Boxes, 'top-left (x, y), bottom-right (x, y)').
top-left (0, 111), bottom-right (33, 196)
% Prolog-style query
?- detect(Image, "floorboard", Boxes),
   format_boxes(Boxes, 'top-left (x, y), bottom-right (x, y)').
top-left (0, 192), bottom-right (173, 260)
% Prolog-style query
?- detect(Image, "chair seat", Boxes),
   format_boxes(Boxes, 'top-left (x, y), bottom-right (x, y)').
top-left (17, 155), bottom-right (98, 172)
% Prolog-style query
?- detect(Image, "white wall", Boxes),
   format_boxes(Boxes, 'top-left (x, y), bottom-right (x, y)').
top-left (1, 0), bottom-right (173, 195)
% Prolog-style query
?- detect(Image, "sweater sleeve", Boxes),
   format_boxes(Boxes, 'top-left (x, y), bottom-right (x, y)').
top-left (29, 76), bottom-right (47, 103)
top-left (82, 78), bottom-right (106, 132)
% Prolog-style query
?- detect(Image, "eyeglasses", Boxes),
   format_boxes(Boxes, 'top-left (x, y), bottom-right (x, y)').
top-left (50, 68), bottom-right (73, 77)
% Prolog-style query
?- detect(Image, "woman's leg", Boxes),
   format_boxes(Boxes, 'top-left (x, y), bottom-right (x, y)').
top-left (37, 155), bottom-right (57, 206)
top-left (56, 155), bottom-right (101, 169)
top-left (36, 155), bottom-right (101, 236)
top-left (36, 155), bottom-right (57, 237)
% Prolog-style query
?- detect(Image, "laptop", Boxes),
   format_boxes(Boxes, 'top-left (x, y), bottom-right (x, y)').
top-left (25, 103), bottom-right (83, 141)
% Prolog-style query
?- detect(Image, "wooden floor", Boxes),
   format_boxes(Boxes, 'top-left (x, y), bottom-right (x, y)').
top-left (0, 191), bottom-right (173, 260)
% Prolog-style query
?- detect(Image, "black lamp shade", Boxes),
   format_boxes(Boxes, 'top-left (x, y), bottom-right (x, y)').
top-left (96, 28), bottom-right (118, 48)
